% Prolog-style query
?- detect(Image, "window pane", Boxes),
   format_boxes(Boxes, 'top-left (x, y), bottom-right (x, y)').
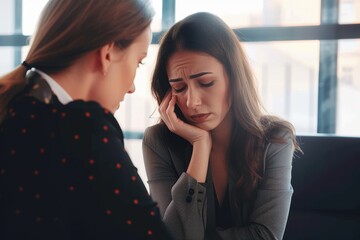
top-left (22, 0), bottom-right (162, 35)
top-left (339, 0), bottom-right (360, 24)
top-left (0, 47), bottom-right (16, 75)
top-left (244, 41), bottom-right (320, 134)
top-left (0, 0), bottom-right (15, 34)
top-left (22, 0), bottom-right (49, 35)
top-left (175, 0), bottom-right (321, 28)
top-left (337, 39), bottom-right (360, 136)
top-left (150, 0), bottom-right (162, 32)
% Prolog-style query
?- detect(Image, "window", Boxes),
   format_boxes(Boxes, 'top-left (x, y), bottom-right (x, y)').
top-left (175, 0), bottom-right (321, 28)
top-left (339, 0), bottom-right (360, 24)
top-left (244, 41), bottom-right (319, 134)
top-left (337, 39), bottom-right (360, 136)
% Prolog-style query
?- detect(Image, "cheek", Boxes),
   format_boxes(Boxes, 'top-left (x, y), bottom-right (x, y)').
top-left (213, 87), bottom-right (229, 110)
top-left (121, 62), bottom-right (136, 88)
top-left (222, 92), bottom-right (231, 113)
top-left (175, 94), bottom-right (188, 112)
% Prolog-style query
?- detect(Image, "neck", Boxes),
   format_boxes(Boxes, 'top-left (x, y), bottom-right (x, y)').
top-left (49, 52), bottom-right (98, 101)
top-left (211, 111), bottom-right (233, 152)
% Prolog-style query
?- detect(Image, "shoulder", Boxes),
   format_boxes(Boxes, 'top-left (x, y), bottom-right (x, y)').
top-left (143, 123), bottom-right (189, 159)
top-left (263, 128), bottom-right (295, 168)
top-left (260, 115), bottom-right (296, 147)
top-left (143, 123), bottom-right (171, 151)
top-left (259, 115), bottom-right (297, 169)
top-left (144, 123), bottom-right (188, 145)
top-left (143, 122), bottom-right (171, 142)
top-left (62, 100), bottom-right (120, 131)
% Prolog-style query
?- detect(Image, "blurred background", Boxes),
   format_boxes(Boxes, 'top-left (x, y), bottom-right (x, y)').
top-left (1, 0), bottom-right (359, 187)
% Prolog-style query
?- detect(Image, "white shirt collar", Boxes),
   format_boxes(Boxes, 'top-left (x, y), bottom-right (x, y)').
top-left (33, 68), bottom-right (73, 105)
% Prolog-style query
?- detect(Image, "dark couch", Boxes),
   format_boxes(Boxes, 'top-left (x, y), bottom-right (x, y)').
top-left (283, 135), bottom-right (360, 240)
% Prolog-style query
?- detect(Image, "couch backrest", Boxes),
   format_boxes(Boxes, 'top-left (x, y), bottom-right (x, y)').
top-left (283, 135), bottom-right (360, 240)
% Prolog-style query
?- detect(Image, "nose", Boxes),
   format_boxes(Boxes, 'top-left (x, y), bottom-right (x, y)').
top-left (127, 83), bottom-right (135, 94)
top-left (186, 87), bottom-right (201, 109)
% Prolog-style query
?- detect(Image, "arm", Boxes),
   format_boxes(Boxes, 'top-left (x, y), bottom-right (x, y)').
top-left (143, 125), bottom-right (208, 240)
top-left (216, 130), bottom-right (295, 240)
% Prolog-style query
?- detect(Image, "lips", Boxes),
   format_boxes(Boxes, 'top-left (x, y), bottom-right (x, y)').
top-left (190, 113), bottom-right (211, 123)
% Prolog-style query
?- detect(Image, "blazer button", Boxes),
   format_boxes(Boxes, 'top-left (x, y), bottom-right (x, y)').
top-left (186, 196), bottom-right (192, 203)
top-left (188, 188), bottom-right (195, 195)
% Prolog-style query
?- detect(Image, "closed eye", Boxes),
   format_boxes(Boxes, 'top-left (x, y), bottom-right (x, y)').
top-left (200, 81), bottom-right (214, 87)
top-left (173, 86), bottom-right (186, 93)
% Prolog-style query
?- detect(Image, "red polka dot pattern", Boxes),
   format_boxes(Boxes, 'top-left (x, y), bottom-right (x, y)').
top-left (0, 96), bottom-right (169, 239)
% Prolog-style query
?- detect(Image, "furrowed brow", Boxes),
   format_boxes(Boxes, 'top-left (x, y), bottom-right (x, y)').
top-left (169, 72), bottom-right (213, 82)
top-left (189, 72), bottom-right (212, 79)
top-left (168, 78), bottom-right (183, 83)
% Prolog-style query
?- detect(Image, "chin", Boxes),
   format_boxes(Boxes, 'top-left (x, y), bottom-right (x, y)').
top-left (194, 122), bottom-right (217, 131)
top-left (113, 103), bottom-right (120, 112)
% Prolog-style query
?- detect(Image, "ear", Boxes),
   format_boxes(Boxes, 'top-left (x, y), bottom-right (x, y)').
top-left (99, 42), bottom-right (116, 76)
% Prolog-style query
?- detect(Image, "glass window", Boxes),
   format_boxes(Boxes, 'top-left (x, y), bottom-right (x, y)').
top-left (22, 0), bottom-right (49, 35)
top-left (337, 39), bottom-right (360, 136)
top-left (175, 0), bottom-right (321, 28)
top-left (0, 47), bottom-right (16, 75)
top-left (244, 41), bottom-right (320, 134)
top-left (0, 0), bottom-right (15, 34)
top-left (22, 0), bottom-right (162, 34)
top-left (150, 0), bottom-right (163, 32)
top-left (339, 0), bottom-right (360, 24)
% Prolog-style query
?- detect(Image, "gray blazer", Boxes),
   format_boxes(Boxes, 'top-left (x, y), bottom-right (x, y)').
top-left (142, 123), bottom-right (294, 240)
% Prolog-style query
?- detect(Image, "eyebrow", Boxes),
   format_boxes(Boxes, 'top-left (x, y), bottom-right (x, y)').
top-left (168, 72), bottom-right (212, 83)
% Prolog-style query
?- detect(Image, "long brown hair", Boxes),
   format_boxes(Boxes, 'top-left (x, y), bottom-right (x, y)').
top-left (0, 0), bottom-right (154, 123)
top-left (151, 12), bottom-right (301, 204)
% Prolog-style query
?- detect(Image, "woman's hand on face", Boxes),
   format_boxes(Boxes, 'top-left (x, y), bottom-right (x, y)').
top-left (159, 91), bottom-right (211, 146)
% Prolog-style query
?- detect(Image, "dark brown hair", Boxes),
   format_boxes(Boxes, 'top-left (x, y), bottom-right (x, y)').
top-left (0, 0), bottom-right (154, 123)
top-left (151, 12), bottom-right (301, 204)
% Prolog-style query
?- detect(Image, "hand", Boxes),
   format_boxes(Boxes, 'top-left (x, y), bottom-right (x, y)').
top-left (159, 91), bottom-right (211, 146)
top-left (160, 91), bottom-right (211, 183)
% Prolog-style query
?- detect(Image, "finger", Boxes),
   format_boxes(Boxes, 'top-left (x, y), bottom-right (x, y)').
top-left (166, 95), bottom-right (182, 131)
top-left (159, 91), bottom-right (172, 115)
top-left (159, 91), bottom-right (174, 128)
top-left (166, 95), bottom-right (177, 119)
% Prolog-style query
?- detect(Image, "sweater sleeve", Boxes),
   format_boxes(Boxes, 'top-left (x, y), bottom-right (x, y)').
top-left (143, 125), bottom-right (207, 240)
top-left (216, 130), bottom-right (295, 240)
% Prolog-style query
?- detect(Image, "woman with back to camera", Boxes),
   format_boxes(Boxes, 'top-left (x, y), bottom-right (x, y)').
top-left (142, 12), bottom-right (301, 240)
top-left (0, 0), bottom-right (173, 239)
